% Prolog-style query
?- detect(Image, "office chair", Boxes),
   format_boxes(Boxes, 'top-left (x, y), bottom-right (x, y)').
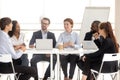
top-left (0, 54), bottom-right (18, 80)
top-left (91, 53), bottom-right (120, 80)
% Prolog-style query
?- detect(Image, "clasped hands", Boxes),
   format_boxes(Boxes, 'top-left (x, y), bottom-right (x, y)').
top-left (14, 43), bottom-right (26, 52)
top-left (63, 41), bottom-right (74, 48)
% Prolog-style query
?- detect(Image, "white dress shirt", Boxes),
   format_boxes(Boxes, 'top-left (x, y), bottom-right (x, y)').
top-left (10, 33), bottom-right (25, 45)
top-left (41, 30), bottom-right (48, 39)
top-left (0, 30), bottom-right (22, 59)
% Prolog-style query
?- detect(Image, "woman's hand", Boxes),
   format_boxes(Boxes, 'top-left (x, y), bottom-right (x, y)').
top-left (20, 46), bottom-right (26, 52)
top-left (63, 41), bottom-right (74, 48)
top-left (93, 32), bottom-right (99, 39)
top-left (68, 41), bottom-right (74, 47)
top-left (82, 56), bottom-right (86, 62)
top-left (46, 54), bottom-right (50, 57)
top-left (14, 45), bottom-right (21, 50)
top-left (29, 45), bottom-right (35, 48)
top-left (14, 44), bottom-right (26, 52)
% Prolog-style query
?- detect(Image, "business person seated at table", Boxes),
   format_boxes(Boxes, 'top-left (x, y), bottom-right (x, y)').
top-left (83, 20), bottom-right (101, 80)
top-left (0, 17), bottom-right (37, 80)
top-left (56, 18), bottom-right (81, 80)
top-left (77, 22), bottom-right (119, 80)
top-left (84, 20), bottom-right (101, 40)
top-left (8, 20), bottom-right (29, 66)
top-left (29, 17), bottom-right (57, 80)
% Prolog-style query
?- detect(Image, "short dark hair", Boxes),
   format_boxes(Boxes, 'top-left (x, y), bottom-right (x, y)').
top-left (41, 17), bottom-right (50, 24)
top-left (0, 17), bottom-right (12, 30)
top-left (91, 20), bottom-right (101, 32)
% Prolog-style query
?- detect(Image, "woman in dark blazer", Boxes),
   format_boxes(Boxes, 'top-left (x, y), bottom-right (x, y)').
top-left (77, 22), bottom-right (119, 80)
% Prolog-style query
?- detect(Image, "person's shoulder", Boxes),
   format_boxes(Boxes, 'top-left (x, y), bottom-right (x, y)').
top-left (33, 30), bottom-right (41, 34)
top-left (72, 31), bottom-right (78, 34)
top-left (105, 37), bottom-right (114, 45)
top-left (85, 31), bottom-right (92, 35)
top-left (60, 31), bottom-right (66, 35)
top-left (106, 37), bottom-right (112, 42)
top-left (48, 31), bottom-right (54, 34)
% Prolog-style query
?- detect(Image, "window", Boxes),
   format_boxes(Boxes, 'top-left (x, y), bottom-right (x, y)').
top-left (0, 0), bottom-right (115, 47)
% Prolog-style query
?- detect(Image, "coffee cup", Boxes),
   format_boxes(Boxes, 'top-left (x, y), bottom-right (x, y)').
top-left (58, 42), bottom-right (63, 50)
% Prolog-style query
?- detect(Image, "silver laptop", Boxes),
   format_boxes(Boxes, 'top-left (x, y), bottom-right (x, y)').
top-left (36, 39), bottom-right (53, 50)
top-left (82, 41), bottom-right (98, 50)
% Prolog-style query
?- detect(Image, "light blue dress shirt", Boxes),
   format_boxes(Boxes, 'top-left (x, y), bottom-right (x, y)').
top-left (0, 30), bottom-right (22, 59)
top-left (56, 31), bottom-right (81, 49)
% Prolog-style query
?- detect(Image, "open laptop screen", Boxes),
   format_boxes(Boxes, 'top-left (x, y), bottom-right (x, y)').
top-left (82, 41), bottom-right (98, 50)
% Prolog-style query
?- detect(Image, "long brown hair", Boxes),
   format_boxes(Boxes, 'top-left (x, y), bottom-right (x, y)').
top-left (99, 22), bottom-right (119, 52)
top-left (8, 20), bottom-right (18, 37)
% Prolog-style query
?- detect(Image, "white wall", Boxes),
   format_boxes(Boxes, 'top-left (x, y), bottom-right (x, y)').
top-left (115, 1), bottom-right (120, 80)
top-left (115, 0), bottom-right (120, 46)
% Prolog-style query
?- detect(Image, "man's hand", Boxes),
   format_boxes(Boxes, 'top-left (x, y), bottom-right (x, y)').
top-left (29, 45), bottom-right (35, 48)
top-left (46, 54), bottom-right (50, 57)
top-left (82, 56), bottom-right (86, 62)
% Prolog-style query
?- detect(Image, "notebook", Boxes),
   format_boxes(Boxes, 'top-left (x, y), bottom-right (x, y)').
top-left (36, 39), bottom-right (53, 50)
top-left (82, 41), bottom-right (98, 50)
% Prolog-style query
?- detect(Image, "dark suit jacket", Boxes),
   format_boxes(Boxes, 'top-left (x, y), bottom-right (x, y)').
top-left (84, 37), bottom-right (117, 72)
top-left (85, 37), bottom-right (116, 60)
top-left (29, 30), bottom-right (56, 48)
top-left (84, 31), bottom-right (93, 40)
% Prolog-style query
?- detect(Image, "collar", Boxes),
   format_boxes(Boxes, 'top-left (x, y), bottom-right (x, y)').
top-left (0, 30), bottom-right (9, 38)
top-left (65, 31), bottom-right (73, 35)
top-left (41, 30), bottom-right (48, 34)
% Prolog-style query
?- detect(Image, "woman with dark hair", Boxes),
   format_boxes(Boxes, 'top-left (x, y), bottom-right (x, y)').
top-left (84, 20), bottom-right (101, 40)
top-left (56, 18), bottom-right (81, 80)
top-left (77, 22), bottom-right (119, 80)
top-left (0, 17), bottom-right (37, 80)
top-left (8, 20), bottom-right (29, 66)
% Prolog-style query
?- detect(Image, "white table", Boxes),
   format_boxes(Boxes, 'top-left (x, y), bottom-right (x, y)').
top-left (57, 48), bottom-right (97, 80)
top-left (24, 48), bottom-right (97, 80)
top-left (24, 48), bottom-right (57, 80)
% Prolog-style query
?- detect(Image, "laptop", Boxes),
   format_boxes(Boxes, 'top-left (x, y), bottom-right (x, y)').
top-left (82, 40), bottom-right (98, 50)
top-left (36, 39), bottom-right (53, 50)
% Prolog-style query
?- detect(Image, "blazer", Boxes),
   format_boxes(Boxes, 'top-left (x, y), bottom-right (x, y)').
top-left (85, 36), bottom-right (116, 61)
top-left (84, 31), bottom-right (93, 40)
top-left (84, 36), bottom-right (117, 72)
top-left (29, 30), bottom-right (56, 48)
top-left (85, 37), bottom-right (116, 59)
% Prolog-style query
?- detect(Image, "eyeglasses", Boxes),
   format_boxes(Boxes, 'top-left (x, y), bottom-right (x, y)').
top-left (41, 22), bottom-right (49, 25)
